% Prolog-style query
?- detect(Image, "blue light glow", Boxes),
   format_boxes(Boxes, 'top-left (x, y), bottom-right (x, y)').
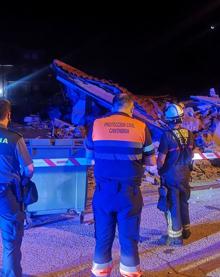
top-left (5, 66), bottom-right (49, 91)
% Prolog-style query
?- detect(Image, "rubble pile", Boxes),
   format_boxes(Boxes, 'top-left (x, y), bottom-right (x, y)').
top-left (136, 90), bottom-right (220, 184)
top-left (51, 60), bottom-right (220, 151)
top-left (52, 118), bottom-right (86, 139)
top-left (192, 160), bottom-right (220, 182)
top-left (135, 91), bottom-right (220, 152)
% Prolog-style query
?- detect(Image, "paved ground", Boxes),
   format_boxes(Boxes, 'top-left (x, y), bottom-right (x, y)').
top-left (1, 180), bottom-right (220, 276)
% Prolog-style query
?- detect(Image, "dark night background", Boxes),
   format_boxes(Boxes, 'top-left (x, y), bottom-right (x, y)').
top-left (1, 1), bottom-right (220, 112)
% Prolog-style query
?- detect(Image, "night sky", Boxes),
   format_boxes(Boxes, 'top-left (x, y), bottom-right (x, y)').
top-left (1, 1), bottom-right (220, 97)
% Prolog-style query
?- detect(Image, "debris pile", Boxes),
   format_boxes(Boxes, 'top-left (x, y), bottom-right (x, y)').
top-left (135, 90), bottom-right (220, 152)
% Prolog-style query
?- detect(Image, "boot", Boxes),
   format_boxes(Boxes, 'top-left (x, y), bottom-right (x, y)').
top-left (182, 229), bottom-right (191, 239)
top-left (158, 235), bottom-right (183, 246)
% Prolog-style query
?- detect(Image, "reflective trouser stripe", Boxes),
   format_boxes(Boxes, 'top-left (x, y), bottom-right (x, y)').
top-left (91, 261), bottom-right (112, 277)
top-left (183, 224), bottom-right (190, 230)
top-left (120, 263), bottom-right (142, 277)
top-left (120, 269), bottom-right (142, 277)
top-left (168, 229), bottom-right (182, 238)
top-left (166, 211), bottom-right (182, 238)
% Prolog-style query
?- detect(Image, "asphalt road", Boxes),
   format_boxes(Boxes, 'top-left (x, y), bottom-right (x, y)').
top-left (1, 181), bottom-right (220, 276)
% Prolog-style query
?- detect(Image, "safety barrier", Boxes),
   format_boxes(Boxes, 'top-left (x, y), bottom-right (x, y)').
top-left (31, 152), bottom-right (220, 169)
top-left (33, 158), bottom-right (94, 167)
top-left (192, 152), bottom-right (220, 160)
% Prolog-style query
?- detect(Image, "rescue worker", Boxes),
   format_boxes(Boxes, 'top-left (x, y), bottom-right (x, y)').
top-left (0, 98), bottom-right (34, 276)
top-left (157, 103), bottom-right (194, 246)
top-left (86, 93), bottom-right (156, 277)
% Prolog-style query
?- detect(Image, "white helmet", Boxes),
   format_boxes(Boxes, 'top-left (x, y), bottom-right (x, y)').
top-left (164, 103), bottom-right (184, 123)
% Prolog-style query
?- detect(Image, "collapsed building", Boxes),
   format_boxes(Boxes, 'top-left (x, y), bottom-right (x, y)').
top-left (10, 60), bottom-right (220, 225)
top-left (51, 60), bottom-right (220, 183)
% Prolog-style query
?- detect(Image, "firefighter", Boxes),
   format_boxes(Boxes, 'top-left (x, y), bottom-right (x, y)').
top-left (0, 98), bottom-right (34, 276)
top-left (86, 94), bottom-right (156, 277)
top-left (157, 103), bottom-right (194, 246)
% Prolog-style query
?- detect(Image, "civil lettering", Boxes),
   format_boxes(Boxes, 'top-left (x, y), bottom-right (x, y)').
top-left (109, 128), bottom-right (129, 133)
top-left (126, 123), bottom-right (135, 128)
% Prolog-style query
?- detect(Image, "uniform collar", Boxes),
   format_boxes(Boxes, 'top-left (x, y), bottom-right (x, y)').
top-left (111, 112), bottom-right (132, 118)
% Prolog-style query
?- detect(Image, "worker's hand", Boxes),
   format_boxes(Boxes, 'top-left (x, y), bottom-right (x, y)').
top-left (21, 176), bottom-right (30, 187)
top-left (144, 165), bottom-right (160, 186)
top-left (145, 165), bottom-right (158, 176)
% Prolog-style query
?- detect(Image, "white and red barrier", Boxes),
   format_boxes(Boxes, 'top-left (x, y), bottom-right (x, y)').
top-left (33, 158), bottom-right (94, 168)
top-left (32, 152), bottom-right (220, 167)
top-left (192, 152), bottom-right (220, 161)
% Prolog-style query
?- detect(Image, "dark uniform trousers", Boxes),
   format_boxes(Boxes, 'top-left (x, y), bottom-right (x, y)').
top-left (162, 165), bottom-right (191, 237)
top-left (92, 178), bottom-right (143, 269)
top-left (0, 184), bottom-right (24, 277)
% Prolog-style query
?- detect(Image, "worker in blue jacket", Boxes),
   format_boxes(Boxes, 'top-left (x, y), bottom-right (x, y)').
top-left (157, 103), bottom-right (194, 246)
top-left (86, 93), bottom-right (156, 277)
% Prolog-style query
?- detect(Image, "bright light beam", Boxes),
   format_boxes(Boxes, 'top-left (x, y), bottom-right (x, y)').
top-left (5, 66), bottom-right (49, 91)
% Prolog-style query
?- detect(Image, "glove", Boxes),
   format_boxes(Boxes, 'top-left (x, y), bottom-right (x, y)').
top-left (145, 165), bottom-right (158, 176)
top-left (157, 185), bottom-right (168, 212)
top-left (144, 165), bottom-right (160, 186)
top-left (21, 176), bottom-right (30, 187)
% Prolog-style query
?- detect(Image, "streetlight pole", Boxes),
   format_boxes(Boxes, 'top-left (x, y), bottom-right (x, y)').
top-left (0, 64), bottom-right (14, 97)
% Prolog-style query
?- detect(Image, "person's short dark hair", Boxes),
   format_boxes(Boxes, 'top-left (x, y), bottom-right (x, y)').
top-left (0, 98), bottom-right (11, 121)
top-left (112, 93), bottom-right (133, 110)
